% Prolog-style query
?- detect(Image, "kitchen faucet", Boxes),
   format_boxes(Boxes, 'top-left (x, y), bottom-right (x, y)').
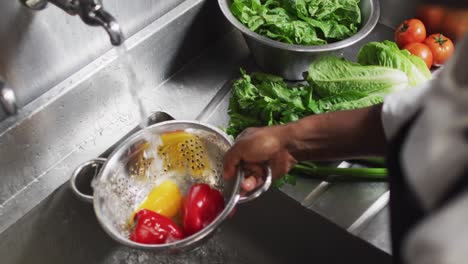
top-left (20, 0), bottom-right (124, 46)
top-left (0, 78), bottom-right (18, 115)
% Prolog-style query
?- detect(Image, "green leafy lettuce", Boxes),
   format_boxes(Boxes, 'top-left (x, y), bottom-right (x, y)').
top-left (230, 0), bottom-right (361, 45)
top-left (227, 51), bottom-right (420, 136)
top-left (308, 56), bottom-right (410, 111)
top-left (227, 40), bottom-right (432, 186)
top-left (357, 40), bottom-right (432, 87)
top-left (227, 69), bottom-right (319, 136)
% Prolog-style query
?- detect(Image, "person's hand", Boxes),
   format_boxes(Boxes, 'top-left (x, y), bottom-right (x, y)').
top-left (223, 125), bottom-right (297, 192)
top-left (222, 105), bottom-right (388, 194)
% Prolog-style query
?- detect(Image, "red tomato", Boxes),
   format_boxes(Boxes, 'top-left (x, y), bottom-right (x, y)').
top-left (129, 209), bottom-right (184, 244)
top-left (424, 34), bottom-right (455, 66)
top-left (416, 4), bottom-right (446, 33)
top-left (395, 19), bottom-right (427, 48)
top-left (442, 9), bottom-right (468, 42)
top-left (182, 183), bottom-right (225, 236)
top-left (403, 43), bottom-right (433, 69)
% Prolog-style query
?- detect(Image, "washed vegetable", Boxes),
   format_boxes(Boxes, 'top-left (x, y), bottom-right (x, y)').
top-left (228, 51), bottom-right (421, 135)
top-left (417, 4), bottom-right (445, 33)
top-left (307, 55), bottom-right (412, 112)
top-left (130, 209), bottom-right (184, 244)
top-left (394, 18), bottom-right (426, 48)
top-left (131, 180), bottom-right (182, 224)
top-left (424, 34), bottom-right (454, 66)
top-left (442, 9), bottom-right (468, 42)
top-left (227, 69), bottom-right (318, 136)
top-left (357, 40), bottom-right (432, 87)
top-left (158, 131), bottom-right (211, 179)
top-left (273, 173), bottom-right (298, 188)
top-left (417, 5), bottom-right (467, 42)
top-left (227, 40), bottom-right (433, 187)
top-left (292, 161), bottom-right (387, 181)
top-left (182, 183), bottom-right (225, 236)
top-left (308, 56), bottom-right (410, 108)
top-left (230, 0), bottom-right (361, 45)
top-left (274, 162), bottom-right (387, 186)
top-left (403, 42), bottom-right (433, 69)
top-left (227, 66), bottom-right (401, 186)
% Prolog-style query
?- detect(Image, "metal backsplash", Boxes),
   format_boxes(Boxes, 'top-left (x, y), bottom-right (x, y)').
top-left (0, 0), bottom-right (186, 121)
top-left (0, 0), bottom-right (240, 235)
top-left (379, 0), bottom-right (417, 28)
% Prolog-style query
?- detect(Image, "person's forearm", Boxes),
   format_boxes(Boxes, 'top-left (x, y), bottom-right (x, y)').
top-left (282, 104), bottom-right (387, 161)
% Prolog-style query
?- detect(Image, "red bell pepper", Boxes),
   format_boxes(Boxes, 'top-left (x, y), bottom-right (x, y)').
top-left (129, 209), bottom-right (184, 244)
top-left (182, 183), bottom-right (225, 236)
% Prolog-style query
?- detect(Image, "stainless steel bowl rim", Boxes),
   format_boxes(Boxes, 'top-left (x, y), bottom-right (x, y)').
top-left (84, 120), bottom-right (252, 250)
top-left (218, 0), bottom-right (380, 52)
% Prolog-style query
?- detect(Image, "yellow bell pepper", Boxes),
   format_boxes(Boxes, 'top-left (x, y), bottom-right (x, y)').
top-left (130, 180), bottom-right (182, 224)
top-left (157, 131), bottom-right (211, 178)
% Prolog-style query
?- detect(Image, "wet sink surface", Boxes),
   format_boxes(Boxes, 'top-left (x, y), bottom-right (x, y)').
top-left (0, 110), bottom-right (392, 263)
top-left (0, 183), bottom-right (390, 264)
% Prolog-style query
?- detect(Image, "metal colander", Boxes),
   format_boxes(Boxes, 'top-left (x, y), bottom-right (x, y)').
top-left (159, 132), bottom-right (209, 175)
top-left (70, 120), bottom-right (272, 252)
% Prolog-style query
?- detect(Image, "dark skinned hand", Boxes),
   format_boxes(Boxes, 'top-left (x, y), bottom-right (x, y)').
top-left (223, 126), bottom-right (297, 192)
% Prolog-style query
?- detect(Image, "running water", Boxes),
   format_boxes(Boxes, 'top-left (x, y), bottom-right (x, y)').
top-left (115, 43), bottom-right (158, 173)
top-left (115, 44), bottom-right (149, 129)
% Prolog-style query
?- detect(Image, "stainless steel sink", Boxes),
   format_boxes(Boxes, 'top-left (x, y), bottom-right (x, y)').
top-left (0, 0), bottom-right (416, 261)
top-left (0, 173), bottom-right (390, 264)
top-left (0, 112), bottom-right (391, 263)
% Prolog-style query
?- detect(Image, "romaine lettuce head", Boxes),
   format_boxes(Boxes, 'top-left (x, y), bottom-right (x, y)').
top-left (307, 56), bottom-right (410, 98)
top-left (318, 92), bottom-right (388, 112)
top-left (357, 40), bottom-right (432, 87)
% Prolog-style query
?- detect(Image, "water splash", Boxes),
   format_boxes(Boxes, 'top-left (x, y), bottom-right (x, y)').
top-left (102, 236), bottom-right (229, 264)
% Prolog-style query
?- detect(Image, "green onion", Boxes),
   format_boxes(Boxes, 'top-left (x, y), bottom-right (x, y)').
top-left (291, 162), bottom-right (388, 181)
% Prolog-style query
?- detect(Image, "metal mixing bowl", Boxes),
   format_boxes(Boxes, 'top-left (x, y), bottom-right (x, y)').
top-left (218, 0), bottom-right (380, 80)
top-left (70, 120), bottom-right (272, 252)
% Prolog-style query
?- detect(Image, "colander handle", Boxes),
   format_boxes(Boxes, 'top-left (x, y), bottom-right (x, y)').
top-left (70, 158), bottom-right (107, 203)
top-left (237, 166), bottom-right (272, 204)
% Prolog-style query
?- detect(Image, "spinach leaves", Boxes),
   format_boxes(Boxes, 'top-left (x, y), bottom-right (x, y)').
top-left (230, 0), bottom-right (361, 45)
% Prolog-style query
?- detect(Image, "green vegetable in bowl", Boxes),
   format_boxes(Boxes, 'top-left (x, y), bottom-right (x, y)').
top-left (230, 0), bottom-right (361, 45)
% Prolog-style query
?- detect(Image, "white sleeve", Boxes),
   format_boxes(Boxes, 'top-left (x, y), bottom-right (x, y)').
top-left (381, 81), bottom-right (431, 139)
